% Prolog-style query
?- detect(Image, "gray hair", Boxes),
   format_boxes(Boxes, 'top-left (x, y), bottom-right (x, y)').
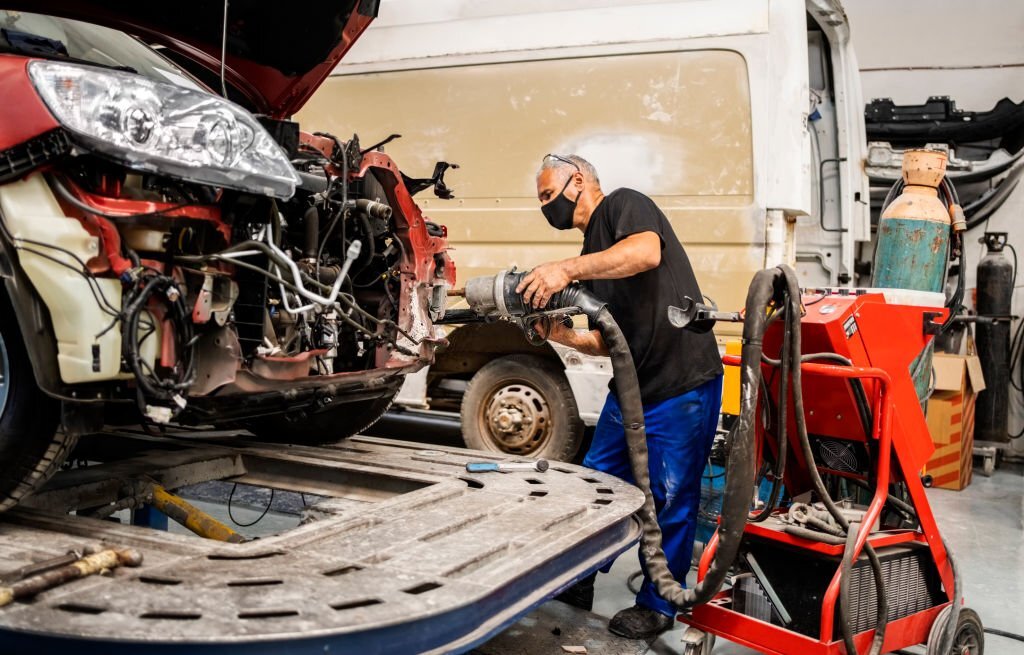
top-left (537, 154), bottom-right (600, 185)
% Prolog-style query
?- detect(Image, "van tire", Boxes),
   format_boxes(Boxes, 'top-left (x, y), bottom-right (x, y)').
top-left (462, 354), bottom-right (584, 462)
top-left (0, 307), bottom-right (71, 513)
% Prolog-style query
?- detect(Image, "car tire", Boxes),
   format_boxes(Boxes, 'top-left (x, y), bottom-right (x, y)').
top-left (462, 354), bottom-right (584, 462)
top-left (244, 390), bottom-right (399, 445)
top-left (0, 305), bottom-right (72, 512)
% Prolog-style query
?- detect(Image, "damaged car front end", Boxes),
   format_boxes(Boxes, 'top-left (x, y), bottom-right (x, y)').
top-left (0, 2), bottom-right (455, 510)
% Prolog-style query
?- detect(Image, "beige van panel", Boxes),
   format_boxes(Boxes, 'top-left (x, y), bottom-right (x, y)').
top-left (299, 49), bottom-right (758, 334)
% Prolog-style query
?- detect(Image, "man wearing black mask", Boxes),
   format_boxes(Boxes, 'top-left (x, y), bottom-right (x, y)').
top-left (518, 154), bottom-right (723, 640)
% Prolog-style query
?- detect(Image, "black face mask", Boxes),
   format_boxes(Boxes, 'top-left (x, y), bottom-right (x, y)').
top-left (541, 175), bottom-right (579, 230)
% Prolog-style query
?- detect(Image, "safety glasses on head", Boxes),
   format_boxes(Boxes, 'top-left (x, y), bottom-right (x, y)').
top-left (542, 153), bottom-right (581, 173)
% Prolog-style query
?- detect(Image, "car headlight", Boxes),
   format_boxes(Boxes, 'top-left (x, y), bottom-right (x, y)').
top-left (28, 61), bottom-right (300, 200)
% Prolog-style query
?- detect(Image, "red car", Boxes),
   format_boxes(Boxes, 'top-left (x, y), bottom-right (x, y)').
top-left (0, 2), bottom-right (455, 510)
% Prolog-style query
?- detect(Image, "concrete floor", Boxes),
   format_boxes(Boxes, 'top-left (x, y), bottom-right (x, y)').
top-left (146, 423), bottom-right (1022, 654)
top-left (575, 462), bottom-right (1024, 655)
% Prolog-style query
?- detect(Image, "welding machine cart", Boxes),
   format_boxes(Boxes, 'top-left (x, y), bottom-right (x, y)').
top-left (679, 291), bottom-right (982, 655)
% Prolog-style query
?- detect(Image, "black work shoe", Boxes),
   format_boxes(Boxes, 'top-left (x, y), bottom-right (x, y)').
top-left (608, 605), bottom-right (674, 640)
top-left (555, 572), bottom-right (596, 611)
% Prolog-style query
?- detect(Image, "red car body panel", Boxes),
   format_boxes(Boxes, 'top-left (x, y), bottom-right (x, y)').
top-left (0, 56), bottom-right (59, 150)
top-left (1, 2), bottom-right (375, 117)
top-left (0, 4), bottom-right (455, 400)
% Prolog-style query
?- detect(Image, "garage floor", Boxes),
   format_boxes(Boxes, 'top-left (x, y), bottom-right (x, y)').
top-left (478, 462), bottom-right (1024, 654)
top-left (372, 419), bottom-right (1023, 653)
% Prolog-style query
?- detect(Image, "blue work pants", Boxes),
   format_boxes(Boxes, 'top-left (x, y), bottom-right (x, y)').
top-left (583, 375), bottom-right (722, 617)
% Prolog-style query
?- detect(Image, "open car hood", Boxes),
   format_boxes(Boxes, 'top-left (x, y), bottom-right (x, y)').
top-left (10, 1), bottom-right (378, 117)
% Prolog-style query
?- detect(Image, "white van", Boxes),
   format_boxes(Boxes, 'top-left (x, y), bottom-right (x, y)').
top-left (297, 0), bottom-right (870, 460)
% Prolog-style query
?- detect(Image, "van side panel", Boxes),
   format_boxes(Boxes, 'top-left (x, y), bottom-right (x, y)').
top-left (299, 50), bottom-right (757, 332)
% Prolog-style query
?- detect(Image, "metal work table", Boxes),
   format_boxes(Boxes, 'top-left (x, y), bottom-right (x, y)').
top-left (0, 430), bottom-right (644, 654)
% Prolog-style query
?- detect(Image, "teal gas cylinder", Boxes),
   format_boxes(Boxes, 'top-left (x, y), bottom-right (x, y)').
top-left (873, 149), bottom-right (952, 404)
top-left (874, 150), bottom-right (952, 292)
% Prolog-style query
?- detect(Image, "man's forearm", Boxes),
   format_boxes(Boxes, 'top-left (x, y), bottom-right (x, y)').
top-left (562, 231), bottom-right (660, 281)
top-left (550, 328), bottom-right (608, 357)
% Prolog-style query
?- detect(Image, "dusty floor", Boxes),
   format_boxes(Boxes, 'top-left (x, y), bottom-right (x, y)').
top-left (169, 423), bottom-right (1023, 654)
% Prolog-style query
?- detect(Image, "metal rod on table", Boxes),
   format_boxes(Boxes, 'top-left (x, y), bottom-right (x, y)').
top-left (149, 484), bottom-right (247, 543)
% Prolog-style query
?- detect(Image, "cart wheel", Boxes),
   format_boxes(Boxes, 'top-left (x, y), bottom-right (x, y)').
top-left (680, 626), bottom-right (715, 655)
top-left (926, 606), bottom-right (984, 655)
top-left (981, 454), bottom-right (995, 477)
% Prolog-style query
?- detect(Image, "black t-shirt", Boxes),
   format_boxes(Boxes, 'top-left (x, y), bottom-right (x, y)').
top-left (581, 188), bottom-right (723, 404)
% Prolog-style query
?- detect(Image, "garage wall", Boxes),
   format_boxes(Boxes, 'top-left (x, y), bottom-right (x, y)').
top-left (844, 0), bottom-right (1024, 454)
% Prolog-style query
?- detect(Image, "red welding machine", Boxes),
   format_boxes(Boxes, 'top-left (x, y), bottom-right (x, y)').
top-left (679, 290), bottom-right (979, 655)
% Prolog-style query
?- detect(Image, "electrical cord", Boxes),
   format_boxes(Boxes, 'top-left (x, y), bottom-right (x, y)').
top-left (985, 627), bottom-right (1024, 643)
top-left (50, 175), bottom-right (199, 220)
top-left (1007, 242), bottom-right (1018, 290)
top-left (626, 570), bottom-right (644, 596)
top-left (121, 271), bottom-right (197, 407)
top-left (0, 217), bottom-right (122, 319)
top-left (316, 149), bottom-right (349, 281)
top-left (227, 483), bottom-right (274, 528)
top-left (219, 0), bottom-right (229, 98)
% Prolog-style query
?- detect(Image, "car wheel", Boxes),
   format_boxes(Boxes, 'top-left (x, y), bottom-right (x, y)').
top-left (0, 305), bottom-right (73, 512)
top-left (461, 354), bottom-right (584, 462)
top-left (244, 390), bottom-right (399, 445)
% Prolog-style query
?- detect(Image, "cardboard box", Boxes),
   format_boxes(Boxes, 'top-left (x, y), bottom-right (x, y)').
top-left (924, 353), bottom-right (985, 490)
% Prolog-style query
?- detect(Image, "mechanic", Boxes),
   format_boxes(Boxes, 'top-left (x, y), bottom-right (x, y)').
top-left (517, 154), bottom-right (724, 640)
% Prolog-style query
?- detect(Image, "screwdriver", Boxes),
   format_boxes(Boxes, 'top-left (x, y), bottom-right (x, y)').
top-left (465, 460), bottom-right (550, 473)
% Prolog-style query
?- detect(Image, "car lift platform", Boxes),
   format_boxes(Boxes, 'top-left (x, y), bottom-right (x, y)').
top-left (0, 430), bottom-right (644, 654)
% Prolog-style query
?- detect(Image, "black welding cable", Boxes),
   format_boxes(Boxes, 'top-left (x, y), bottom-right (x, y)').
top-left (779, 266), bottom-right (888, 655)
top-left (750, 294), bottom-right (792, 523)
top-left (934, 536), bottom-right (962, 655)
top-left (845, 477), bottom-right (917, 523)
top-left (583, 269), bottom-right (773, 609)
top-left (986, 627), bottom-right (1024, 643)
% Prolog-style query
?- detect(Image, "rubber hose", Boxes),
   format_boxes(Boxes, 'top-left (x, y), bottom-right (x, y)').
top-left (303, 205), bottom-right (320, 259)
top-left (806, 515), bottom-right (846, 537)
top-left (935, 536), bottom-right (962, 655)
top-left (589, 268), bottom-right (774, 609)
top-left (846, 478), bottom-right (917, 521)
top-left (750, 297), bottom-right (792, 523)
top-left (780, 266), bottom-right (888, 655)
top-left (783, 525), bottom-right (847, 545)
top-left (355, 210), bottom-right (376, 274)
top-left (840, 520), bottom-right (888, 655)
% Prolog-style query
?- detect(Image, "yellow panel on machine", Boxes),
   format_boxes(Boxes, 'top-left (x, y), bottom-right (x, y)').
top-left (721, 340), bottom-right (742, 416)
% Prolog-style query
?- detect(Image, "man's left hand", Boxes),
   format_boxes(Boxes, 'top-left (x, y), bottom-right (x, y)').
top-left (517, 261), bottom-right (573, 309)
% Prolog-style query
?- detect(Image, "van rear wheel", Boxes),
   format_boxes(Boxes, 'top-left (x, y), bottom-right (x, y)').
top-left (461, 354), bottom-right (584, 462)
top-left (0, 307), bottom-right (72, 512)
